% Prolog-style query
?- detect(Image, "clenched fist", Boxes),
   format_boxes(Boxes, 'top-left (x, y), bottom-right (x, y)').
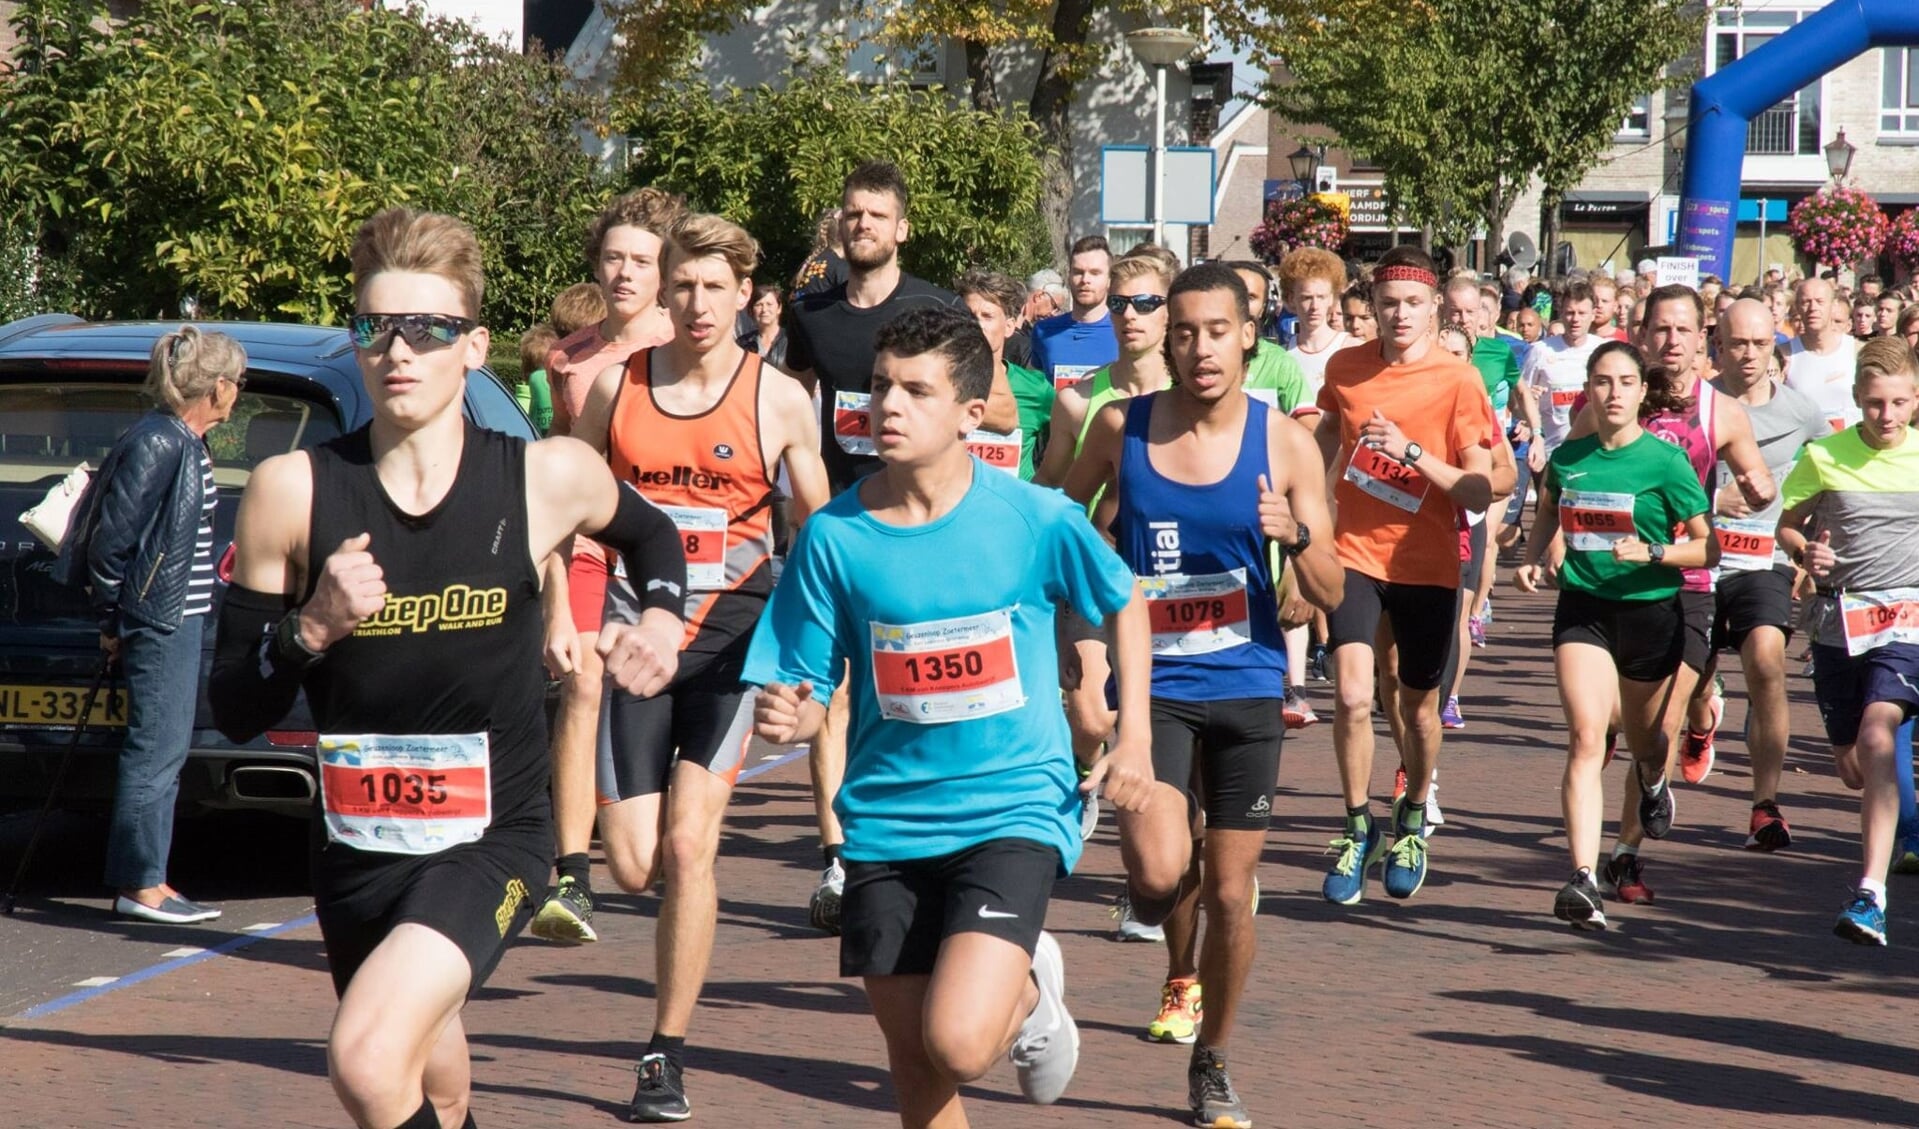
top-left (597, 615), bottom-right (680, 699)
top-left (300, 532), bottom-right (387, 651)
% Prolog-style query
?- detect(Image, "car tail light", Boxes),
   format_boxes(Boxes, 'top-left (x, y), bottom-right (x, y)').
top-left (266, 730), bottom-right (318, 747)
top-left (217, 542), bottom-right (235, 583)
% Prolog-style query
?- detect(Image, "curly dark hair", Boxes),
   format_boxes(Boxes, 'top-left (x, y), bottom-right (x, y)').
top-left (872, 306), bottom-right (992, 401)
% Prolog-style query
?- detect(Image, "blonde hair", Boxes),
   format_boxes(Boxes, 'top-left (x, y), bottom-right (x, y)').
top-left (1855, 336), bottom-right (1917, 387)
top-left (1278, 247), bottom-right (1347, 301)
top-left (145, 326), bottom-right (246, 412)
top-left (351, 207), bottom-right (485, 319)
top-left (550, 282), bottom-right (608, 336)
top-left (666, 212), bottom-right (760, 282)
top-left (1111, 251), bottom-right (1175, 291)
top-left (585, 187), bottom-right (687, 267)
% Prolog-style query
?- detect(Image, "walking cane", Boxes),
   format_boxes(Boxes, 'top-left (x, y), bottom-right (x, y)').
top-left (1, 656), bottom-right (115, 915)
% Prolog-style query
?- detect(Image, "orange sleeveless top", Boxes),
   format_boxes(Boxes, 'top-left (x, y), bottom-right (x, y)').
top-left (608, 349), bottom-right (778, 656)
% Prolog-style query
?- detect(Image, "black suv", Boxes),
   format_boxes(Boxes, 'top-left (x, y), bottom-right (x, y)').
top-left (0, 314), bottom-right (537, 815)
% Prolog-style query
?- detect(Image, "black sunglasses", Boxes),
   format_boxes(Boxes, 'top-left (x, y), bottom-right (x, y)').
top-left (349, 313), bottom-right (477, 352)
top-left (1106, 294), bottom-right (1168, 316)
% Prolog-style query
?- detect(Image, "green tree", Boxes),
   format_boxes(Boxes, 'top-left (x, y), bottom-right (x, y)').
top-left (0, 0), bottom-right (613, 328)
top-left (623, 64), bottom-right (1053, 286)
top-left (1268, 0), bottom-right (1706, 262)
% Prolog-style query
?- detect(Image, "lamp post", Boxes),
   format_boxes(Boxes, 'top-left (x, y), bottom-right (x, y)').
top-left (1126, 27), bottom-right (1201, 248)
top-left (1824, 127), bottom-right (1856, 184)
top-left (1287, 144), bottom-right (1324, 195)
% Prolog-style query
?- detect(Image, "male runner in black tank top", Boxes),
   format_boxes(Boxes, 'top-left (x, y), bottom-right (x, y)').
top-left (209, 207), bottom-right (687, 1129)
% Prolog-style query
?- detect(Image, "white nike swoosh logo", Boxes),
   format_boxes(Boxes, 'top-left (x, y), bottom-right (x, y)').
top-left (977, 906), bottom-right (1019, 919)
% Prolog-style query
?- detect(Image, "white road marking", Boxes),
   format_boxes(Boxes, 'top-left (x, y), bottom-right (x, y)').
top-left (160, 947), bottom-right (205, 958)
top-left (71, 976), bottom-right (117, 988)
top-left (242, 922), bottom-right (280, 932)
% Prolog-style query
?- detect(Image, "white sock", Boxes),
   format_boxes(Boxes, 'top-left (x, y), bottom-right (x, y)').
top-left (1859, 878), bottom-right (1888, 907)
top-left (1611, 842), bottom-right (1639, 861)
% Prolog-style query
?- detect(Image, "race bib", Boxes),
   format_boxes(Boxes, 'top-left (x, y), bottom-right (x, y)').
top-left (1344, 443), bottom-right (1430, 513)
top-left (1546, 367), bottom-right (1584, 428)
top-left (964, 429), bottom-right (1022, 476)
top-left (319, 733), bottom-right (490, 855)
top-left (1839, 587), bottom-right (1919, 657)
top-left (1051, 363), bottom-right (1097, 391)
top-left (833, 391), bottom-right (876, 456)
top-left (660, 504), bottom-right (727, 590)
top-left (1138, 569), bottom-right (1252, 656)
top-left (870, 609), bottom-right (1025, 724)
top-left (1561, 489), bottom-right (1637, 552)
top-left (1713, 515), bottom-right (1776, 573)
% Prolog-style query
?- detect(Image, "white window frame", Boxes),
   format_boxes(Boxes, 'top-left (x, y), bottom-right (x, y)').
top-left (1706, 7), bottom-right (1821, 158)
top-left (1884, 48), bottom-right (1919, 137)
top-left (1617, 95), bottom-right (1652, 140)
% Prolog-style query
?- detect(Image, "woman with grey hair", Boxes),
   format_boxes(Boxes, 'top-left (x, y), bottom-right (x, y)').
top-left (64, 325), bottom-right (246, 923)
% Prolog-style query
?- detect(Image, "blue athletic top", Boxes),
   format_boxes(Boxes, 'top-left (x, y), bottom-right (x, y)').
top-left (742, 460), bottom-right (1135, 872)
top-left (1029, 311), bottom-right (1119, 388)
top-left (1112, 393), bottom-right (1287, 701)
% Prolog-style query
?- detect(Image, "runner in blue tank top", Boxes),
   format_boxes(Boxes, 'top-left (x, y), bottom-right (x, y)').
top-left (1065, 263), bottom-right (1343, 1129)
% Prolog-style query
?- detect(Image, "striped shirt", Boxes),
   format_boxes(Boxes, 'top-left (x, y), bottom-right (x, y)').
top-left (182, 448), bottom-right (217, 617)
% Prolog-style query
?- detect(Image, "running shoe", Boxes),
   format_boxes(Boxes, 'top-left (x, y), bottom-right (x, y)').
top-left (1893, 837), bottom-right (1919, 875)
top-left (1282, 688), bottom-right (1318, 729)
top-left (1601, 853), bottom-right (1655, 904)
top-left (1010, 931), bottom-right (1079, 1104)
top-left (112, 894), bottom-right (220, 924)
top-left (1383, 797), bottom-right (1429, 899)
top-left (1147, 977), bottom-right (1202, 1044)
top-left (1188, 1044), bottom-right (1252, 1129)
top-left (1553, 870), bottom-right (1608, 931)
top-left (627, 1053), bottom-right (690, 1122)
top-left (1637, 771), bottom-right (1676, 840)
top-left (1424, 784), bottom-right (1444, 834)
top-left (1468, 615), bottom-right (1486, 649)
top-left (1833, 889), bottom-right (1888, 946)
top-left (531, 876), bottom-right (598, 944)
top-left (1440, 697), bottom-right (1465, 729)
top-left (1112, 893), bottom-right (1166, 943)
top-left (1479, 597), bottom-right (1493, 625)
top-left (1080, 791), bottom-right (1100, 842)
top-left (809, 860), bottom-right (846, 936)
top-left (1321, 814), bottom-right (1386, 905)
top-left (1681, 688), bottom-right (1725, 783)
top-left (1746, 801), bottom-right (1793, 851)
top-left (1393, 765), bottom-right (1408, 802)
top-left (1307, 645), bottom-right (1329, 684)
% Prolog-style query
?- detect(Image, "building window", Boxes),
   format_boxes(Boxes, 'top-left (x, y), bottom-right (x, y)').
top-left (1618, 95), bottom-right (1651, 138)
top-left (1710, 8), bottom-right (1820, 157)
top-left (1885, 48), bottom-right (1919, 136)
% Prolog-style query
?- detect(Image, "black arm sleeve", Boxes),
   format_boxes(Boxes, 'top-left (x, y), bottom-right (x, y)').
top-left (589, 483), bottom-right (687, 619)
top-left (209, 583), bottom-right (306, 743)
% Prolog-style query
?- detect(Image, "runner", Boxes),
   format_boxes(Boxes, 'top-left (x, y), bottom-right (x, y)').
top-left (1225, 260), bottom-right (1310, 414)
top-left (1697, 298), bottom-right (1828, 848)
top-left (1515, 342), bottom-right (1716, 930)
top-left (1030, 235), bottom-right (1120, 391)
top-left (1339, 282), bottom-right (1377, 343)
top-left (782, 161), bottom-right (1002, 934)
top-left (1443, 276), bottom-right (1522, 667)
top-left (556, 213), bottom-right (831, 1120)
top-left (954, 269), bottom-right (1054, 481)
top-left (1783, 277), bottom-right (1861, 433)
top-left (1313, 245), bottom-right (1498, 906)
top-left (1516, 281), bottom-right (1604, 477)
top-left (535, 187), bottom-right (685, 943)
top-left (1776, 336), bottom-right (1919, 945)
top-left (746, 305), bottom-right (1152, 1123)
top-left (1064, 262), bottom-right (1342, 1129)
top-left (208, 207), bottom-right (689, 1129)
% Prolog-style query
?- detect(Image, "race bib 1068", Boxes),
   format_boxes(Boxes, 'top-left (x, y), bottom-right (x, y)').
top-left (1839, 587), bottom-right (1919, 657)
top-left (319, 732), bottom-right (491, 856)
top-left (869, 608), bottom-right (1026, 724)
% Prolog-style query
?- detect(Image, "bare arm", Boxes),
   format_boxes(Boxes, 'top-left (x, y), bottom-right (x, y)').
top-left (1034, 381), bottom-right (1089, 488)
top-left (568, 361), bottom-right (625, 459)
top-left (1060, 402), bottom-right (1125, 508)
top-left (227, 451), bottom-right (312, 600)
top-left (1712, 394), bottom-right (1775, 509)
top-left (981, 363), bottom-right (1019, 433)
top-left (766, 370), bottom-right (831, 527)
top-left (1268, 416), bottom-right (1343, 612)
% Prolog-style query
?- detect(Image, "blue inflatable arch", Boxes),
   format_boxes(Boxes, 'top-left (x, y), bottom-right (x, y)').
top-left (1677, 0), bottom-right (1919, 280)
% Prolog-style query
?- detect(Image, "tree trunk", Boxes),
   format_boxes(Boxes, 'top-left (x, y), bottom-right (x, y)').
top-left (964, 40), bottom-right (998, 114)
top-left (1029, 0), bottom-right (1094, 267)
top-left (1484, 182), bottom-right (1508, 278)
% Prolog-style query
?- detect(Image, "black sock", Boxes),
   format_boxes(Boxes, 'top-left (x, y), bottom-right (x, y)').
top-left (391, 1097), bottom-right (440, 1129)
top-left (556, 853), bottom-right (591, 888)
top-left (648, 1032), bottom-right (686, 1071)
top-left (822, 842), bottom-right (843, 868)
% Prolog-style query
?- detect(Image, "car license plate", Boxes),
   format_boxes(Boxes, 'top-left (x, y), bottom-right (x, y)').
top-left (0, 684), bottom-right (131, 728)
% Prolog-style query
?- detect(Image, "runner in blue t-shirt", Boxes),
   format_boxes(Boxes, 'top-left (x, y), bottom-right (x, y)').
top-left (1030, 235), bottom-right (1121, 391)
top-left (746, 306), bottom-right (1154, 1120)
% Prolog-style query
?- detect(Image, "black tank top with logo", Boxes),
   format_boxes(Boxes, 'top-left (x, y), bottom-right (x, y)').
top-left (301, 423), bottom-right (548, 828)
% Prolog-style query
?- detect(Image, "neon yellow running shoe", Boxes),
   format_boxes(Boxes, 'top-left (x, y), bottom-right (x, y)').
top-left (1147, 977), bottom-right (1202, 1044)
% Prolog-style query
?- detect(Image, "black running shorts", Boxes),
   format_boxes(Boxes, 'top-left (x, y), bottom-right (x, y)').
top-left (312, 808), bottom-right (551, 999)
top-left (1147, 696), bottom-right (1283, 830)
top-left (1551, 589), bottom-right (1686, 683)
top-left (1326, 570), bottom-right (1457, 692)
top-left (839, 838), bottom-right (1058, 978)
top-left (596, 641), bottom-right (756, 803)
top-left (1678, 588), bottom-right (1714, 673)
top-left (1712, 566), bottom-right (1794, 654)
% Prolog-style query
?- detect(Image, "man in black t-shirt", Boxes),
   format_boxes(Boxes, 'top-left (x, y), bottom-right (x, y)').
top-left (784, 161), bottom-right (961, 495)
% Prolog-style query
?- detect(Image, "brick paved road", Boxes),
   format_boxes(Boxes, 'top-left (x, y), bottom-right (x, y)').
top-left (2, 591), bottom-right (1914, 1128)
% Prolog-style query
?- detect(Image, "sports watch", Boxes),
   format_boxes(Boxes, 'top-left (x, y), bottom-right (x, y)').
top-left (1284, 522), bottom-right (1311, 557)
top-left (1398, 442), bottom-right (1423, 467)
top-left (1649, 543), bottom-right (1666, 564)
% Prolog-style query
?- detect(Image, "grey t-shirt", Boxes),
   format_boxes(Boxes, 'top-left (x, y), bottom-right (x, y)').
top-left (1709, 376), bottom-right (1828, 570)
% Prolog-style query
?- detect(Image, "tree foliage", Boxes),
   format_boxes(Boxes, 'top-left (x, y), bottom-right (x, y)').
top-left (623, 64), bottom-right (1053, 286)
top-left (1269, 0), bottom-right (1706, 257)
top-left (0, 0), bottom-right (615, 328)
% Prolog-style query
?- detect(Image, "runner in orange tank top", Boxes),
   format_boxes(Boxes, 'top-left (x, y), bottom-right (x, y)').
top-left (552, 212), bottom-right (829, 1121)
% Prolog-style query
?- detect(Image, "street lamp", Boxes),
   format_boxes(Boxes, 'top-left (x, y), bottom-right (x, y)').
top-left (1824, 127), bottom-right (1856, 183)
top-left (1287, 145), bottom-right (1320, 192)
top-left (1126, 26), bottom-right (1201, 247)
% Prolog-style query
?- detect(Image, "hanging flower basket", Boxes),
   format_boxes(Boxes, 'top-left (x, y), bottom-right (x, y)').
top-left (1786, 186), bottom-right (1889, 267)
top-left (1884, 209), bottom-right (1919, 273)
top-left (1250, 194), bottom-right (1350, 264)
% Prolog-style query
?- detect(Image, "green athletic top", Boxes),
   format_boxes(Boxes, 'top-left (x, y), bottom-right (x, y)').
top-left (1544, 431), bottom-right (1710, 602)
top-left (514, 368), bottom-right (554, 435)
top-left (1007, 362), bottom-right (1053, 481)
top-left (1245, 339), bottom-right (1309, 414)
top-left (1470, 336), bottom-right (1521, 415)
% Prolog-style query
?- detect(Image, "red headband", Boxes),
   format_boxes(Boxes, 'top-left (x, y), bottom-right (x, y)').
top-left (1376, 264), bottom-right (1438, 287)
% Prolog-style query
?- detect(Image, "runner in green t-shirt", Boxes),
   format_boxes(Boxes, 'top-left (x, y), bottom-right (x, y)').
top-left (1005, 361), bottom-right (1054, 481)
top-left (955, 269), bottom-right (1056, 481)
top-left (1515, 340), bottom-right (1714, 932)
top-left (515, 325), bottom-right (558, 434)
top-left (1228, 262), bottom-right (1310, 415)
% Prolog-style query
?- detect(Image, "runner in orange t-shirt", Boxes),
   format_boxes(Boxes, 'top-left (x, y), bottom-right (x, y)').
top-left (1312, 245), bottom-right (1498, 906)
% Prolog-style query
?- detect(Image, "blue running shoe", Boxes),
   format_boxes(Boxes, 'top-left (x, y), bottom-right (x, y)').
top-left (1384, 797), bottom-right (1430, 900)
top-left (1321, 815), bottom-right (1385, 905)
top-left (1834, 889), bottom-right (1887, 946)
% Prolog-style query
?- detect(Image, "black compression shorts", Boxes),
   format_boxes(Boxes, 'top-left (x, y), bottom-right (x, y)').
top-left (1148, 696), bottom-right (1283, 831)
